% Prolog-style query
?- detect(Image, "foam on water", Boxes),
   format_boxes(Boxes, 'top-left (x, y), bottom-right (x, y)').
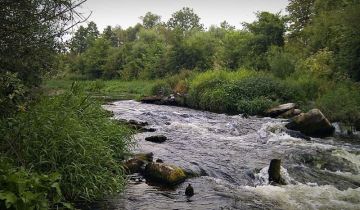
top-left (103, 100), bottom-right (360, 210)
top-left (245, 184), bottom-right (360, 210)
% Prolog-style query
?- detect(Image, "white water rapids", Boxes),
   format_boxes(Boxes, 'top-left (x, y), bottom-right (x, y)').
top-left (100, 100), bottom-right (360, 210)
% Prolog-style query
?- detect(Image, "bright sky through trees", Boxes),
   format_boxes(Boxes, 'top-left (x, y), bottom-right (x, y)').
top-left (80, 0), bottom-right (288, 31)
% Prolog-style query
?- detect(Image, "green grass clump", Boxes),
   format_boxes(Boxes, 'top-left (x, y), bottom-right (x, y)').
top-left (187, 70), bottom-right (297, 115)
top-left (150, 80), bottom-right (172, 96)
top-left (0, 83), bottom-right (133, 201)
top-left (44, 79), bottom-right (157, 101)
top-left (316, 85), bottom-right (360, 127)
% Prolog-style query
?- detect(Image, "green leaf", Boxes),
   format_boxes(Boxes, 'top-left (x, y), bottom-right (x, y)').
top-left (0, 192), bottom-right (17, 208)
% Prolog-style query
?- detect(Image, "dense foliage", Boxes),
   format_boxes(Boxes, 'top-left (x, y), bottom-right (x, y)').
top-left (0, 1), bottom-right (134, 209)
top-left (55, 3), bottom-right (360, 127)
top-left (0, 85), bottom-right (133, 201)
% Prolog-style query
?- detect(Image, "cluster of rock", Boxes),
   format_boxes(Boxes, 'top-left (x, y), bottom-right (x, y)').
top-left (140, 94), bottom-right (186, 106)
top-left (124, 152), bottom-right (187, 186)
top-left (266, 103), bottom-right (334, 138)
top-left (118, 119), bottom-right (156, 132)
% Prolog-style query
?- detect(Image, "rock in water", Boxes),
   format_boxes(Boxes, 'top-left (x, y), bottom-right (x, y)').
top-left (145, 162), bottom-right (186, 185)
top-left (156, 159), bottom-right (163, 163)
top-left (265, 103), bottom-right (296, 118)
top-left (268, 159), bottom-right (281, 184)
top-left (145, 135), bottom-right (167, 143)
top-left (185, 184), bottom-right (194, 197)
top-left (140, 96), bottom-right (163, 104)
top-left (123, 152), bottom-right (154, 174)
top-left (285, 109), bottom-right (335, 137)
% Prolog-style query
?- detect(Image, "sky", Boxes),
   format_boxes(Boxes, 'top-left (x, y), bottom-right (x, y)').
top-left (79, 0), bottom-right (289, 32)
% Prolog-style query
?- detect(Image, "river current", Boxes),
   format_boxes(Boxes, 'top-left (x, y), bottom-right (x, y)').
top-left (102, 100), bottom-right (360, 210)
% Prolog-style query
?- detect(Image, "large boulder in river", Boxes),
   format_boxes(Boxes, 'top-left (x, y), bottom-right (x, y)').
top-left (265, 103), bottom-right (296, 118)
top-left (286, 109), bottom-right (335, 137)
top-left (145, 162), bottom-right (187, 185)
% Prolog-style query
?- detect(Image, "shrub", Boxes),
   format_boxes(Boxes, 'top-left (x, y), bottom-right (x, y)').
top-left (0, 158), bottom-right (70, 210)
top-left (267, 46), bottom-right (295, 78)
top-left (316, 85), bottom-right (360, 126)
top-left (187, 70), bottom-right (295, 115)
top-left (150, 80), bottom-right (172, 96)
top-left (198, 86), bottom-right (236, 113)
top-left (187, 70), bottom-right (231, 108)
top-left (237, 97), bottom-right (277, 115)
top-left (0, 72), bottom-right (26, 118)
top-left (0, 84), bottom-right (133, 201)
top-left (225, 76), bottom-right (295, 102)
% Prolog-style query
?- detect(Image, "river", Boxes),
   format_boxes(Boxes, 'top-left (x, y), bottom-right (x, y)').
top-left (101, 100), bottom-right (360, 210)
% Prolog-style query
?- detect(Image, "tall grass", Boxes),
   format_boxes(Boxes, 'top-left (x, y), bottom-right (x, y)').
top-left (0, 83), bottom-right (133, 201)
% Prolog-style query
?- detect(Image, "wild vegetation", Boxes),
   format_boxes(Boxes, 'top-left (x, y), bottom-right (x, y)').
top-left (55, 0), bottom-right (360, 130)
top-left (0, 1), bottom-right (133, 209)
top-left (1, 0), bottom-right (360, 209)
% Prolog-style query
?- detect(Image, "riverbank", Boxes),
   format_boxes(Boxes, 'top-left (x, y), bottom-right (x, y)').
top-left (44, 79), bottom-right (158, 101)
top-left (45, 71), bottom-right (360, 134)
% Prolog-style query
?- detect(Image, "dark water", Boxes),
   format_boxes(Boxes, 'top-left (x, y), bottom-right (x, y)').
top-left (102, 100), bottom-right (360, 210)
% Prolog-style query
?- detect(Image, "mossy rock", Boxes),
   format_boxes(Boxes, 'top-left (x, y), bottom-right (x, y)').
top-left (286, 109), bottom-right (334, 137)
top-left (144, 162), bottom-right (186, 185)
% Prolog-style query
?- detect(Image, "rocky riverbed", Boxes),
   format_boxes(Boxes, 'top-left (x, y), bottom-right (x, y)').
top-left (99, 100), bottom-right (360, 210)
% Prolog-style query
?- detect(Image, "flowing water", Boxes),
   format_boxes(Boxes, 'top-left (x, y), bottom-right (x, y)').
top-left (101, 100), bottom-right (360, 210)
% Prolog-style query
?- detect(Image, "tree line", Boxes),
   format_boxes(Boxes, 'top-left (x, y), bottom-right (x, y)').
top-left (60, 1), bottom-right (360, 83)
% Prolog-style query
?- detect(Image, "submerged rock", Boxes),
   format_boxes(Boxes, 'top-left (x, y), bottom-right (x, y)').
top-left (145, 135), bottom-right (167, 143)
top-left (156, 159), bottom-right (164, 163)
top-left (286, 109), bottom-right (335, 137)
top-left (144, 162), bottom-right (187, 185)
top-left (266, 103), bottom-right (296, 118)
top-left (284, 129), bottom-right (311, 141)
top-left (118, 119), bottom-right (155, 132)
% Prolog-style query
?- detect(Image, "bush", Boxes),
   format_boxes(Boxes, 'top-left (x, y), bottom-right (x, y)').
top-left (237, 97), bottom-right (276, 115)
top-left (225, 76), bottom-right (295, 102)
top-left (150, 80), bottom-right (172, 96)
top-left (267, 46), bottom-right (295, 78)
top-left (0, 158), bottom-right (70, 210)
top-left (0, 72), bottom-right (26, 118)
top-left (316, 85), bottom-right (360, 126)
top-left (0, 84), bottom-right (133, 201)
top-left (198, 86), bottom-right (236, 113)
top-left (187, 70), bottom-right (295, 115)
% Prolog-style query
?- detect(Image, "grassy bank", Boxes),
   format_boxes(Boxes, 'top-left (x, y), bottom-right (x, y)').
top-left (44, 70), bottom-right (360, 130)
top-left (44, 79), bottom-right (159, 101)
top-left (0, 84), bottom-right (134, 209)
top-left (151, 69), bottom-right (360, 130)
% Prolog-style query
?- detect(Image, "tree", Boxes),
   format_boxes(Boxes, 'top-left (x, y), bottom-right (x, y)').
top-left (82, 38), bottom-right (111, 78)
top-left (70, 26), bottom-right (89, 54)
top-left (242, 12), bottom-right (285, 70)
top-left (102, 26), bottom-right (118, 47)
top-left (0, 0), bottom-right (88, 87)
top-left (70, 21), bottom-right (100, 54)
top-left (140, 12), bottom-right (162, 29)
top-left (244, 12), bottom-right (285, 47)
top-left (167, 7), bottom-right (204, 31)
top-left (287, 0), bottom-right (315, 34)
top-left (220, 21), bottom-right (235, 30)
